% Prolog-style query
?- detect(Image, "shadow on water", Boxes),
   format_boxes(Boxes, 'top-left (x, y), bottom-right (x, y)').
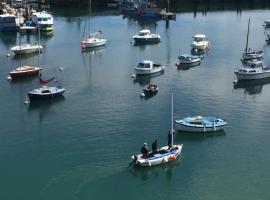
top-left (133, 71), bottom-right (164, 86)
top-left (233, 78), bottom-right (270, 95)
top-left (9, 76), bottom-right (39, 84)
top-left (175, 130), bottom-right (226, 142)
top-left (0, 32), bottom-right (17, 49)
top-left (27, 96), bottom-right (65, 122)
top-left (81, 45), bottom-right (106, 55)
top-left (129, 158), bottom-right (181, 181)
top-left (177, 63), bottom-right (201, 71)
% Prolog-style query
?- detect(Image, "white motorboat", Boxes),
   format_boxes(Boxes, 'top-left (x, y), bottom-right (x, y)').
top-left (131, 93), bottom-right (183, 167)
top-left (264, 19), bottom-right (270, 27)
top-left (191, 34), bottom-right (209, 50)
top-left (11, 43), bottom-right (43, 55)
top-left (132, 29), bottom-right (161, 43)
top-left (176, 54), bottom-right (201, 67)
top-left (134, 60), bottom-right (164, 75)
top-left (175, 116), bottom-right (227, 132)
top-left (242, 18), bottom-right (263, 62)
top-left (235, 60), bottom-right (270, 80)
top-left (81, 0), bottom-right (107, 49)
top-left (32, 11), bottom-right (53, 32)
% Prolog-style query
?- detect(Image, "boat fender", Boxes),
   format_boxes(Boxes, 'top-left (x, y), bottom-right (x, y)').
top-left (24, 100), bottom-right (29, 104)
top-left (6, 53), bottom-right (10, 57)
top-left (148, 160), bottom-right (151, 166)
top-left (132, 74), bottom-right (136, 78)
top-left (6, 76), bottom-right (12, 81)
top-left (163, 157), bottom-right (168, 163)
top-left (170, 155), bottom-right (177, 161)
top-left (140, 93), bottom-right (145, 97)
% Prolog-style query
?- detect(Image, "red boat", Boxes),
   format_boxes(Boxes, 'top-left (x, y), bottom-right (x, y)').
top-left (9, 66), bottom-right (42, 78)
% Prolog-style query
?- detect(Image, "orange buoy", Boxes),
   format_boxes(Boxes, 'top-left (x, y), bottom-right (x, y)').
top-left (170, 155), bottom-right (177, 161)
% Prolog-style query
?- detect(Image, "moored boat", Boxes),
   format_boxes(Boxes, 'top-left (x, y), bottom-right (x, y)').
top-left (235, 60), bottom-right (270, 81)
top-left (175, 116), bottom-right (227, 132)
top-left (11, 43), bottom-right (43, 55)
top-left (133, 29), bottom-right (160, 43)
top-left (176, 54), bottom-right (201, 67)
top-left (0, 14), bottom-right (16, 31)
top-left (134, 60), bottom-right (164, 75)
top-left (191, 34), bottom-right (209, 50)
top-left (142, 84), bottom-right (158, 95)
top-left (28, 85), bottom-right (66, 101)
top-left (32, 11), bottom-right (53, 32)
top-left (9, 66), bottom-right (41, 78)
top-left (81, 31), bottom-right (107, 48)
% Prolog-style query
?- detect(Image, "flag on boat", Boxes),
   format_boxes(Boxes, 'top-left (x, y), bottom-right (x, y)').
top-left (39, 77), bottom-right (55, 85)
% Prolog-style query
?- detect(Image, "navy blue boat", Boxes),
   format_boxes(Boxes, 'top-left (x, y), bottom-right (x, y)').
top-left (28, 86), bottom-right (65, 101)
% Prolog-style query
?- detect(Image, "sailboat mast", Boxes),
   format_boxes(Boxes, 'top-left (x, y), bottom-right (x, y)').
top-left (245, 17), bottom-right (250, 53)
top-left (89, 0), bottom-right (91, 34)
top-left (38, 25), bottom-right (40, 68)
top-left (171, 93), bottom-right (174, 146)
top-left (19, 33), bottom-right (22, 68)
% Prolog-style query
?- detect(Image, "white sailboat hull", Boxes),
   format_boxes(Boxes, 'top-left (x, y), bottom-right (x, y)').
top-left (135, 66), bottom-right (164, 75)
top-left (11, 45), bottom-right (43, 55)
top-left (235, 70), bottom-right (270, 80)
top-left (175, 122), bottom-right (226, 132)
top-left (81, 38), bottom-right (107, 48)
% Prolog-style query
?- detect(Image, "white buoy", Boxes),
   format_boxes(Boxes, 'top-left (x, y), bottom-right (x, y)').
top-left (233, 80), bottom-right (237, 84)
top-left (59, 67), bottom-right (63, 71)
top-left (140, 93), bottom-right (145, 97)
top-left (132, 74), bottom-right (136, 78)
top-left (24, 100), bottom-right (29, 104)
top-left (6, 75), bottom-right (12, 81)
top-left (6, 53), bottom-right (11, 57)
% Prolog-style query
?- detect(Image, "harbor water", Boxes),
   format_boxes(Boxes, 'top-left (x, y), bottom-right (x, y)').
top-left (1, 7), bottom-right (270, 200)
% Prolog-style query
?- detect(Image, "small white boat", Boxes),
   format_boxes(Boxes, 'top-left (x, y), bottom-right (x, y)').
top-left (264, 19), bottom-right (270, 27)
top-left (131, 93), bottom-right (183, 167)
top-left (133, 29), bottom-right (161, 43)
top-left (18, 25), bottom-right (37, 33)
top-left (176, 54), bottom-right (201, 67)
top-left (191, 34), bottom-right (209, 50)
top-left (175, 116), bottom-right (227, 132)
top-left (134, 60), bottom-right (164, 75)
top-left (11, 44), bottom-right (43, 55)
top-left (32, 11), bottom-right (53, 32)
top-left (235, 60), bottom-right (270, 80)
top-left (81, 32), bottom-right (107, 48)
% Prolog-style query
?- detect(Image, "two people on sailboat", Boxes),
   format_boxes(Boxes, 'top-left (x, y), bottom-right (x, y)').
top-left (140, 139), bottom-right (159, 158)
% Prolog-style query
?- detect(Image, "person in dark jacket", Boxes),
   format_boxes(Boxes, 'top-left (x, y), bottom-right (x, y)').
top-left (168, 130), bottom-right (172, 149)
top-left (141, 142), bottom-right (149, 159)
top-left (152, 139), bottom-right (158, 154)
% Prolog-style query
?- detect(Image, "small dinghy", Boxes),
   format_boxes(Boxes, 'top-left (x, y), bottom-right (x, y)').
top-left (11, 43), bottom-right (43, 55)
top-left (143, 84), bottom-right (158, 95)
top-left (134, 60), bottom-right (164, 75)
top-left (175, 116), bottom-right (227, 132)
top-left (132, 29), bottom-right (160, 43)
top-left (131, 93), bottom-right (183, 167)
top-left (176, 54), bottom-right (201, 67)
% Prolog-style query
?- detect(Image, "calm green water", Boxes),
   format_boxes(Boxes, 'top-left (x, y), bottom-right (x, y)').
top-left (1, 8), bottom-right (270, 200)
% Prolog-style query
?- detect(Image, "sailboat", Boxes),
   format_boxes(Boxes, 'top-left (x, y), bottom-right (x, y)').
top-left (9, 31), bottom-right (42, 79)
top-left (81, 0), bottom-right (107, 48)
top-left (131, 93), bottom-right (183, 167)
top-left (242, 18), bottom-right (263, 62)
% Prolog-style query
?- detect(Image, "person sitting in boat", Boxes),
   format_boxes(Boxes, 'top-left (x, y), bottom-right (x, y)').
top-left (141, 142), bottom-right (149, 159)
top-left (168, 130), bottom-right (172, 149)
top-left (151, 139), bottom-right (158, 154)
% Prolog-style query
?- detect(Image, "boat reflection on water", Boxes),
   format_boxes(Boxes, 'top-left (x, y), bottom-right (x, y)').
top-left (129, 158), bottom-right (181, 181)
top-left (175, 130), bottom-right (225, 142)
top-left (132, 41), bottom-right (160, 50)
top-left (190, 48), bottom-right (208, 58)
top-left (81, 45), bottom-right (106, 55)
top-left (27, 96), bottom-right (65, 122)
top-left (233, 78), bottom-right (270, 95)
top-left (133, 71), bottom-right (164, 86)
top-left (9, 75), bottom-right (38, 84)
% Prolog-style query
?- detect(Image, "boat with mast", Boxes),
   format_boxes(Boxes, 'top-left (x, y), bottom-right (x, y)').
top-left (81, 0), bottom-right (107, 48)
top-left (242, 18), bottom-right (263, 62)
top-left (9, 30), bottom-right (42, 79)
top-left (131, 93), bottom-right (183, 167)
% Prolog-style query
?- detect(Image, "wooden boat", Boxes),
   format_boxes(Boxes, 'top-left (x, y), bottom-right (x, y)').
top-left (9, 66), bottom-right (41, 78)
top-left (131, 93), bottom-right (183, 167)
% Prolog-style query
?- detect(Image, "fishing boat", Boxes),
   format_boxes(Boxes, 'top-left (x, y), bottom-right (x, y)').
top-left (235, 60), bottom-right (270, 80)
top-left (81, 0), bottom-right (107, 48)
top-left (176, 54), bottom-right (201, 67)
top-left (133, 29), bottom-right (160, 43)
top-left (242, 18), bottom-right (264, 62)
top-left (11, 43), bottom-right (43, 55)
top-left (131, 93), bottom-right (183, 167)
top-left (134, 60), bottom-right (164, 75)
top-left (9, 30), bottom-right (42, 79)
top-left (28, 77), bottom-right (65, 101)
top-left (191, 34), bottom-right (209, 50)
top-left (175, 116), bottom-right (227, 132)
top-left (32, 11), bottom-right (53, 32)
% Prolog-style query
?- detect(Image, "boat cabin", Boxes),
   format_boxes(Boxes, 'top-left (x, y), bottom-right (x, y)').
top-left (139, 29), bottom-right (151, 36)
top-left (193, 34), bottom-right (207, 42)
top-left (0, 14), bottom-right (16, 31)
top-left (138, 60), bottom-right (153, 68)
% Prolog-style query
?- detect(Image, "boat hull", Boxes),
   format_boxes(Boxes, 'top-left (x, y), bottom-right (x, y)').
top-left (10, 68), bottom-right (41, 78)
top-left (132, 144), bottom-right (183, 167)
top-left (28, 89), bottom-right (65, 101)
top-left (135, 67), bottom-right (164, 75)
top-left (175, 122), bottom-right (226, 132)
top-left (81, 40), bottom-right (107, 48)
top-left (133, 37), bottom-right (160, 43)
top-left (235, 71), bottom-right (270, 80)
top-left (11, 46), bottom-right (43, 55)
